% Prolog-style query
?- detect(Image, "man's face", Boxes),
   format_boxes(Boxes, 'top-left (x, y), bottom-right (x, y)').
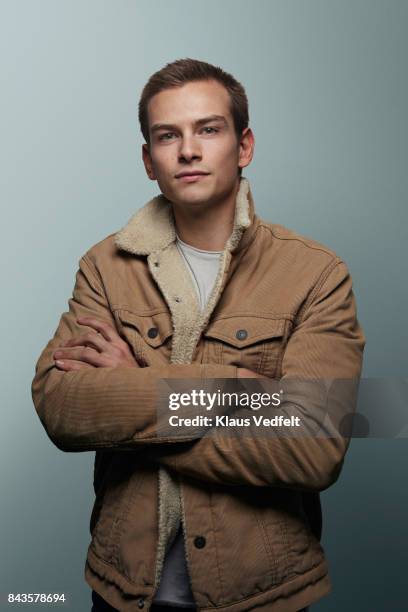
top-left (142, 79), bottom-right (253, 209)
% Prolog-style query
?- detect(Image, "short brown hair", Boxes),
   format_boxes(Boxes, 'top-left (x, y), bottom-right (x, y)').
top-left (138, 58), bottom-right (249, 175)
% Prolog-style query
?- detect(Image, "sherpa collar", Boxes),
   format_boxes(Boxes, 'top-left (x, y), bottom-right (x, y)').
top-left (114, 176), bottom-right (256, 256)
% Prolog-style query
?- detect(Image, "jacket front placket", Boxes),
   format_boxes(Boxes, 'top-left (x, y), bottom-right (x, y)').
top-left (146, 192), bottom-right (251, 597)
top-left (114, 177), bottom-right (252, 599)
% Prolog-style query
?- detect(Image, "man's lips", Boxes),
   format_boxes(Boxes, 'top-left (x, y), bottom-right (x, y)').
top-left (175, 171), bottom-right (210, 178)
top-left (178, 175), bottom-right (209, 183)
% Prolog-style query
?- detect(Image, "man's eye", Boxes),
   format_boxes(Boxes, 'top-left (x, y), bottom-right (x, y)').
top-left (158, 127), bottom-right (218, 141)
top-left (158, 132), bottom-right (175, 141)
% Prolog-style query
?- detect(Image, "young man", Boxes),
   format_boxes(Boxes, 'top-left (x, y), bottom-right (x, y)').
top-left (32, 58), bottom-right (365, 612)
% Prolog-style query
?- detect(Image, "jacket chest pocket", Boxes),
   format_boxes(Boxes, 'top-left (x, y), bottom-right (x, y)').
top-left (202, 316), bottom-right (291, 378)
top-left (114, 309), bottom-right (173, 367)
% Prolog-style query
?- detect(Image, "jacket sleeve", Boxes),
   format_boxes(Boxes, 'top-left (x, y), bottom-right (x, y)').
top-left (148, 259), bottom-right (366, 492)
top-left (31, 254), bottom-right (238, 453)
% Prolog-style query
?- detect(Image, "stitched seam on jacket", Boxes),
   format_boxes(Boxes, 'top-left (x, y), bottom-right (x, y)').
top-left (208, 488), bottom-right (225, 603)
top-left (88, 548), bottom-right (149, 590)
top-left (254, 513), bottom-right (279, 583)
top-left (196, 556), bottom-right (327, 609)
top-left (204, 328), bottom-right (285, 345)
top-left (260, 223), bottom-right (339, 257)
top-left (280, 518), bottom-right (291, 580)
top-left (109, 472), bottom-right (147, 570)
top-left (258, 342), bottom-right (268, 374)
top-left (207, 312), bottom-right (295, 321)
top-left (112, 305), bottom-right (170, 316)
top-left (218, 341), bottom-right (224, 365)
top-left (82, 254), bottom-right (108, 297)
top-left (88, 546), bottom-right (327, 605)
top-left (295, 258), bottom-right (341, 326)
top-left (276, 319), bottom-right (293, 377)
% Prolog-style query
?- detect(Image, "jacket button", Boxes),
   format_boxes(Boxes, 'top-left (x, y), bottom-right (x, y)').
top-left (147, 327), bottom-right (158, 339)
top-left (194, 535), bottom-right (206, 549)
top-left (236, 329), bottom-right (248, 341)
top-left (137, 597), bottom-right (145, 608)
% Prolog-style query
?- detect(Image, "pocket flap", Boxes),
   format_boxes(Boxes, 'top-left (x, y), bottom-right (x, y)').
top-left (116, 310), bottom-right (173, 348)
top-left (203, 316), bottom-right (287, 348)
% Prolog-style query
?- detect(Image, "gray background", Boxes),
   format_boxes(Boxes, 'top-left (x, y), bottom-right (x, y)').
top-left (1, 0), bottom-right (407, 610)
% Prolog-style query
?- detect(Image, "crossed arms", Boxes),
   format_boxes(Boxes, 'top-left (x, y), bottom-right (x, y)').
top-left (32, 253), bottom-right (365, 492)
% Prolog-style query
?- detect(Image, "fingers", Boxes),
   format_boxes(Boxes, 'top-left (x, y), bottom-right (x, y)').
top-left (55, 359), bottom-right (94, 371)
top-left (237, 367), bottom-right (268, 379)
top-left (63, 331), bottom-right (108, 352)
top-left (54, 317), bottom-right (140, 369)
top-left (53, 346), bottom-right (108, 367)
top-left (76, 317), bottom-right (119, 342)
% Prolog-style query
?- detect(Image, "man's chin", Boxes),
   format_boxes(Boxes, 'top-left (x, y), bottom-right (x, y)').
top-left (169, 184), bottom-right (213, 206)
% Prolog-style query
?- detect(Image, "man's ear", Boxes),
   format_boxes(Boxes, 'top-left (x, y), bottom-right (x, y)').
top-left (238, 127), bottom-right (255, 172)
top-left (142, 144), bottom-right (157, 180)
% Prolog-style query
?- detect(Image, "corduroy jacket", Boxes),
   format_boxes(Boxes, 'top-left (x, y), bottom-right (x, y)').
top-left (32, 177), bottom-right (365, 612)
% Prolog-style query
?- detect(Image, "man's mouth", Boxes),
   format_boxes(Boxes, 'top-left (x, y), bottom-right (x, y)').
top-left (175, 171), bottom-right (210, 183)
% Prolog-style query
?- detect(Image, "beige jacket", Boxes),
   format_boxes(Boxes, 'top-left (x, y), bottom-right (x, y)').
top-left (32, 177), bottom-right (365, 611)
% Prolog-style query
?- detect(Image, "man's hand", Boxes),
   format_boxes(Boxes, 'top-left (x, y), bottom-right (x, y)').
top-left (237, 367), bottom-right (267, 378)
top-left (53, 317), bottom-right (139, 371)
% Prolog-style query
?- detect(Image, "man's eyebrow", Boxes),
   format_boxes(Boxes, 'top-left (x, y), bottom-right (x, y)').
top-left (150, 115), bottom-right (228, 134)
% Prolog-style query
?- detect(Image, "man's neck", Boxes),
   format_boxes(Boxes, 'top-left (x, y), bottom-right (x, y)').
top-left (171, 179), bottom-right (240, 251)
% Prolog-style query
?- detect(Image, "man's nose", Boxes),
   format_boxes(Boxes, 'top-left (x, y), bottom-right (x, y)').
top-left (178, 134), bottom-right (201, 162)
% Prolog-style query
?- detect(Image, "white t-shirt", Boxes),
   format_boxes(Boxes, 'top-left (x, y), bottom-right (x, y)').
top-left (176, 235), bottom-right (222, 311)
